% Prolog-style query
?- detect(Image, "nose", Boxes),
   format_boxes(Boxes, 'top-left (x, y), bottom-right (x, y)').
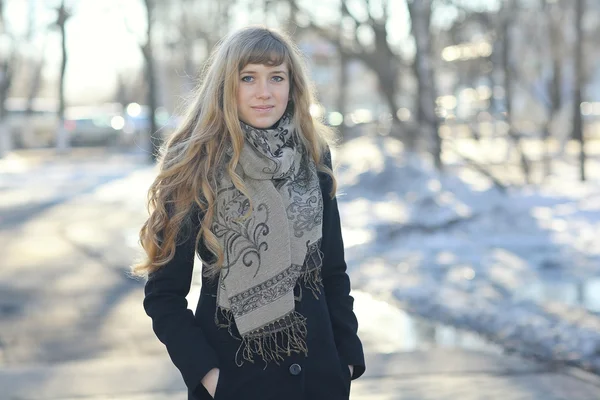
top-left (256, 79), bottom-right (272, 99)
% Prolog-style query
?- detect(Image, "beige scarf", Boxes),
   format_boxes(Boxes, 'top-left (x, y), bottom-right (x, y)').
top-left (212, 113), bottom-right (323, 366)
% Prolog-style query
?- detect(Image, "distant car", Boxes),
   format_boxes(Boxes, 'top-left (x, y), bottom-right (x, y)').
top-left (5, 98), bottom-right (58, 148)
top-left (65, 115), bottom-right (123, 146)
top-left (120, 103), bottom-right (180, 145)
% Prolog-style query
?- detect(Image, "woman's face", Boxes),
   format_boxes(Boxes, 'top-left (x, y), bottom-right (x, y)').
top-left (236, 62), bottom-right (290, 129)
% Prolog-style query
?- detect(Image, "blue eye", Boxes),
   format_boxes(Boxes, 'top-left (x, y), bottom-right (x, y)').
top-left (272, 76), bottom-right (284, 82)
top-left (241, 76), bottom-right (253, 82)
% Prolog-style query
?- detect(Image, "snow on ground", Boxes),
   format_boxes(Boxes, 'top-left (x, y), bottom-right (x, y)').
top-left (0, 150), bottom-right (150, 229)
top-left (335, 135), bottom-right (600, 298)
top-left (334, 134), bottom-right (600, 372)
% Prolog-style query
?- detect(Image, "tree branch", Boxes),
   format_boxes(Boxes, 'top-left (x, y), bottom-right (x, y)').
top-left (445, 137), bottom-right (508, 192)
top-left (341, 1), bottom-right (364, 27)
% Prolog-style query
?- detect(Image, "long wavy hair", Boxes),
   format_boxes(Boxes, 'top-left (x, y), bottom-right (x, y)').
top-left (132, 26), bottom-right (338, 279)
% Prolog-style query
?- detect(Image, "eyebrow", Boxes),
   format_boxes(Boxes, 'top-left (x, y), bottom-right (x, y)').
top-left (240, 70), bottom-right (288, 75)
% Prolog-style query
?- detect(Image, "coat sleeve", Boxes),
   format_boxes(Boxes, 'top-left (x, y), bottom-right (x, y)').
top-left (143, 208), bottom-right (219, 393)
top-left (320, 148), bottom-right (366, 380)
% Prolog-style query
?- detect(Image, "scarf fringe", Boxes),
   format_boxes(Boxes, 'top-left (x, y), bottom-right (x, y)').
top-left (301, 266), bottom-right (323, 300)
top-left (216, 307), bottom-right (309, 368)
top-left (214, 305), bottom-right (241, 340)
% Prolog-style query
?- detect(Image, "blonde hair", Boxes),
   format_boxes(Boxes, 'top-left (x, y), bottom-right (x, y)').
top-left (132, 26), bottom-right (337, 279)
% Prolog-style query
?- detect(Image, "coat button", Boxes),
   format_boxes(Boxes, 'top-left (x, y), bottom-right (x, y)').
top-left (289, 363), bottom-right (302, 376)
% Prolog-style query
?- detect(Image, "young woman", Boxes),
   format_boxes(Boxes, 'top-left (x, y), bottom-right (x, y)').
top-left (134, 26), bottom-right (365, 400)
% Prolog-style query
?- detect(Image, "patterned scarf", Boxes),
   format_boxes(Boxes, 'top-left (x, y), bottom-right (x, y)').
top-left (212, 113), bottom-right (324, 366)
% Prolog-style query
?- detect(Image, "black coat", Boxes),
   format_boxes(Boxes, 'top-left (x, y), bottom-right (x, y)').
top-left (143, 153), bottom-right (366, 400)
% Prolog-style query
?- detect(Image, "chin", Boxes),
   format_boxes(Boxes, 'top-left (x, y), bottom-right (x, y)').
top-left (242, 116), bottom-right (283, 129)
top-left (247, 121), bottom-right (272, 129)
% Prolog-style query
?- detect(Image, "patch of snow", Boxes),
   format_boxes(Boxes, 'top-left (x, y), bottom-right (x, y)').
top-left (335, 135), bottom-right (600, 372)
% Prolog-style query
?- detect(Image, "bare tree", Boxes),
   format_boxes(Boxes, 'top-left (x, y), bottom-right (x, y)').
top-left (288, 0), bottom-right (407, 140)
top-left (53, 0), bottom-right (71, 152)
top-left (22, 0), bottom-right (48, 148)
top-left (572, 0), bottom-right (585, 181)
top-left (538, 0), bottom-right (565, 180)
top-left (0, 0), bottom-right (16, 157)
top-left (436, 4), bottom-right (512, 188)
top-left (336, 1), bottom-right (349, 138)
top-left (283, 0), bottom-right (302, 39)
top-left (342, 1), bottom-right (403, 139)
top-left (435, 0), bottom-right (547, 185)
top-left (114, 72), bottom-right (135, 106)
top-left (501, 0), bottom-right (531, 184)
top-left (407, 0), bottom-right (443, 169)
top-left (0, 0), bottom-right (51, 152)
top-left (151, 0), bottom-right (238, 116)
top-left (144, 0), bottom-right (160, 161)
top-left (163, 0), bottom-right (232, 91)
top-left (0, 0), bottom-right (11, 108)
top-left (176, 0), bottom-right (201, 92)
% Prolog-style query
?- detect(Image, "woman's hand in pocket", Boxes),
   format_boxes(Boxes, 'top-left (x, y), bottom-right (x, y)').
top-left (201, 368), bottom-right (220, 398)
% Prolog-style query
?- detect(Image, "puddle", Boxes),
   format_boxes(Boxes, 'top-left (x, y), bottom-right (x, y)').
top-left (518, 277), bottom-right (600, 312)
top-left (352, 276), bottom-right (600, 355)
top-left (352, 290), bottom-right (503, 354)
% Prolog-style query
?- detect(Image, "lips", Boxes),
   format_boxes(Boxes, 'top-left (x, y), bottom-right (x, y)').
top-left (251, 106), bottom-right (274, 114)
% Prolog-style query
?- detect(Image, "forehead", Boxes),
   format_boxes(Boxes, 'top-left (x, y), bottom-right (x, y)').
top-left (238, 35), bottom-right (288, 69)
top-left (240, 63), bottom-right (288, 73)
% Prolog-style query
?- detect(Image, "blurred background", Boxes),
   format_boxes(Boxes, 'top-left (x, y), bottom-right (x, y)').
top-left (2, 0), bottom-right (600, 399)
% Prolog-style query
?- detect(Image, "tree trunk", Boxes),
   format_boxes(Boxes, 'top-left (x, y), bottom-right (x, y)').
top-left (0, 0), bottom-right (14, 157)
top-left (23, 2), bottom-right (46, 149)
top-left (55, 1), bottom-right (70, 153)
top-left (573, 0), bottom-right (585, 181)
top-left (336, 1), bottom-right (348, 139)
top-left (502, 0), bottom-right (531, 184)
top-left (541, 0), bottom-right (565, 181)
top-left (180, 0), bottom-right (196, 93)
top-left (336, 50), bottom-right (348, 139)
top-left (0, 62), bottom-right (12, 157)
top-left (143, 0), bottom-right (159, 162)
top-left (544, 52), bottom-right (563, 180)
top-left (380, 86), bottom-right (408, 143)
top-left (407, 0), bottom-right (442, 170)
top-left (285, 0), bottom-right (301, 39)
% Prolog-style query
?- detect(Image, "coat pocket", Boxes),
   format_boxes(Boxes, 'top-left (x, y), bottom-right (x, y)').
top-left (339, 359), bottom-right (352, 396)
top-left (213, 371), bottom-right (226, 400)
